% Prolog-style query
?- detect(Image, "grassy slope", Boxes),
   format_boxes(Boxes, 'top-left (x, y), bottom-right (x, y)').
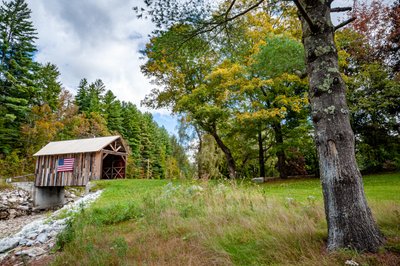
top-left (261, 173), bottom-right (400, 202)
top-left (52, 173), bottom-right (400, 266)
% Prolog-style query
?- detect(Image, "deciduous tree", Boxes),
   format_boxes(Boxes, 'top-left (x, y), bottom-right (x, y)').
top-left (138, 0), bottom-right (385, 252)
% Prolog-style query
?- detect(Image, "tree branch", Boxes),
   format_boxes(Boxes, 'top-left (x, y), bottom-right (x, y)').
top-left (225, 0), bottom-right (237, 20)
top-left (222, 0), bottom-right (265, 24)
top-left (173, 0), bottom-right (266, 51)
top-left (292, 0), bottom-right (317, 32)
top-left (334, 16), bottom-right (356, 31)
top-left (260, 87), bottom-right (268, 98)
top-left (331, 7), bottom-right (352, 12)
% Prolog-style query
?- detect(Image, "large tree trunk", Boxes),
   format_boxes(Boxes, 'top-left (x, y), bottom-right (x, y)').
top-left (273, 121), bottom-right (287, 179)
top-left (258, 127), bottom-right (265, 177)
top-left (298, 0), bottom-right (384, 251)
top-left (209, 129), bottom-right (236, 179)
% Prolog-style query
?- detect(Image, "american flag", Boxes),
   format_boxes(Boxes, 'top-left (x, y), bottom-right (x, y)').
top-left (57, 158), bottom-right (75, 172)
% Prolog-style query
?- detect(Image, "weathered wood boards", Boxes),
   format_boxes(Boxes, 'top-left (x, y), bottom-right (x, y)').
top-left (34, 136), bottom-right (128, 187)
top-left (34, 152), bottom-right (98, 186)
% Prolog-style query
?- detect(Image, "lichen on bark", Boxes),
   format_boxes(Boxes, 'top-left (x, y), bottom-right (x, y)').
top-left (298, 0), bottom-right (384, 252)
top-left (324, 105), bottom-right (335, 115)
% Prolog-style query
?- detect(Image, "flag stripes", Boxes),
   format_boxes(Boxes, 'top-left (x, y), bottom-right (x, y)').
top-left (57, 158), bottom-right (75, 172)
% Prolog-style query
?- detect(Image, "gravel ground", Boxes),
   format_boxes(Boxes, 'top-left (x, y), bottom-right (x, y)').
top-left (0, 190), bottom-right (102, 265)
top-left (0, 213), bottom-right (48, 239)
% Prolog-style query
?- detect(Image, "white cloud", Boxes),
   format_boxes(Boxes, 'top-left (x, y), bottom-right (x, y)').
top-left (25, 0), bottom-right (395, 134)
top-left (27, 0), bottom-right (160, 113)
top-left (27, 0), bottom-right (395, 104)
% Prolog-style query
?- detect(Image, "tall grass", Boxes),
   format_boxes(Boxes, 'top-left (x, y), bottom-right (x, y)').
top-left (0, 178), bottom-right (13, 190)
top-left (52, 174), bottom-right (400, 266)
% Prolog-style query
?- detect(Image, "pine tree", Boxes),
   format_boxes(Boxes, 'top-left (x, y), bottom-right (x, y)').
top-left (121, 102), bottom-right (142, 177)
top-left (75, 78), bottom-right (90, 112)
top-left (0, 0), bottom-right (37, 153)
top-left (33, 63), bottom-right (62, 110)
top-left (75, 78), bottom-right (105, 115)
top-left (103, 90), bottom-right (123, 133)
top-left (139, 113), bottom-right (156, 178)
top-left (87, 79), bottom-right (105, 114)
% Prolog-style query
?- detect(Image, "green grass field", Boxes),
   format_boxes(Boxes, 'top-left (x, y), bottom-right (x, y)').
top-left (52, 173), bottom-right (400, 266)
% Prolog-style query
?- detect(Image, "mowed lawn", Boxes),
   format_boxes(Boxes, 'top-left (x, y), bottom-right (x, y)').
top-left (52, 173), bottom-right (400, 266)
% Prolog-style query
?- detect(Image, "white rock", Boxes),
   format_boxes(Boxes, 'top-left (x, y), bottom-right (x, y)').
top-left (17, 206), bottom-right (30, 211)
top-left (0, 190), bottom-right (102, 259)
top-left (8, 198), bottom-right (18, 203)
top-left (18, 239), bottom-right (28, 246)
top-left (39, 225), bottom-right (50, 234)
top-left (0, 237), bottom-right (21, 253)
top-left (16, 247), bottom-right (46, 257)
top-left (345, 260), bottom-right (359, 266)
top-left (251, 177), bottom-right (265, 183)
top-left (47, 242), bottom-right (55, 249)
top-left (27, 233), bottom-right (38, 239)
top-left (8, 209), bottom-right (17, 218)
top-left (36, 233), bottom-right (48, 243)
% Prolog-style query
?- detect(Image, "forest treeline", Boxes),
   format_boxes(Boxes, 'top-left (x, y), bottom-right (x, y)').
top-left (140, 0), bottom-right (400, 179)
top-left (0, 0), bottom-right (191, 179)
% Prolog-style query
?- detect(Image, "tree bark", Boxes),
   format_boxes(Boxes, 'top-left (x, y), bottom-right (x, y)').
top-left (273, 121), bottom-right (287, 179)
top-left (209, 128), bottom-right (236, 179)
top-left (258, 127), bottom-right (265, 177)
top-left (299, 0), bottom-right (384, 252)
top-left (194, 126), bottom-right (204, 179)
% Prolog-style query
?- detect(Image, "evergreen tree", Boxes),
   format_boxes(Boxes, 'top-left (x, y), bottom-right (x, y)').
top-left (121, 102), bottom-right (142, 178)
top-left (139, 113), bottom-right (154, 178)
top-left (154, 126), bottom-right (171, 178)
top-left (33, 63), bottom-right (62, 110)
top-left (87, 79), bottom-right (105, 114)
top-left (0, 0), bottom-right (37, 153)
top-left (75, 78), bottom-right (90, 112)
top-left (75, 78), bottom-right (105, 115)
top-left (103, 90), bottom-right (123, 133)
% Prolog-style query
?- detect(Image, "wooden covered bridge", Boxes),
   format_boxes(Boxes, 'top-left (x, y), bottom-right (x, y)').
top-left (33, 136), bottom-right (128, 187)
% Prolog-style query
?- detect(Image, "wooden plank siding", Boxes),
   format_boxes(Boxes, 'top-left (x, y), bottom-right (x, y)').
top-left (35, 152), bottom-right (99, 187)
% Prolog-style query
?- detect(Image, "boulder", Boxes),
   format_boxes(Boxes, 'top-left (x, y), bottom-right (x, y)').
top-left (26, 240), bottom-right (34, 247)
top-left (27, 233), bottom-right (38, 240)
top-left (0, 209), bottom-right (9, 220)
top-left (15, 247), bottom-right (46, 257)
top-left (0, 237), bottom-right (21, 253)
top-left (8, 197), bottom-right (18, 204)
top-left (8, 209), bottom-right (17, 219)
top-left (36, 233), bottom-right (48, 243)
top-left (18, 239), bottom-right (28, 246)
top-left (251, 177), bottom-right (265, 183)
top-left (0, 188), bottom-right (34, 220)
top-left (17, 206), bottom-right (30, 211)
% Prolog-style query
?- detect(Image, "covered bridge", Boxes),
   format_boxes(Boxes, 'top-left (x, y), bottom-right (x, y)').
top-left (34, 136), bottom-right (128, 187)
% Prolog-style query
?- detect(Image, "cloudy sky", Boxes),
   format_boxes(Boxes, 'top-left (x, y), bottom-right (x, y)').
top-left (26, 0), bottom-right (179, 133)
top-left (25, 0), bottom-right (389, 135)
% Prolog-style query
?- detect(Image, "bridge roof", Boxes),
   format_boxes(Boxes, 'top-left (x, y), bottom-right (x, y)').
top-left (33, 136), bottom-right (123, 156)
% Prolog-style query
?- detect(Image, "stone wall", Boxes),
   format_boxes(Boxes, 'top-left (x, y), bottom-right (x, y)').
top-left (1, 184), bottom-right (82, 220)
top-left (0, 189), bottom-right (33, 220)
